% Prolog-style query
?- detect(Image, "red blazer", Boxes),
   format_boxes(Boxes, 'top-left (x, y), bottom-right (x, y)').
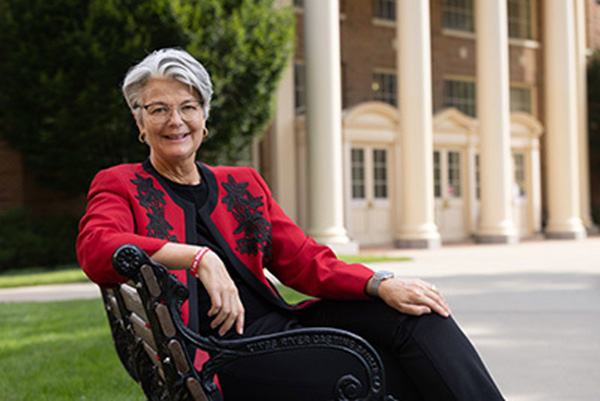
top-left (77, 161), bottom-right (373, 322)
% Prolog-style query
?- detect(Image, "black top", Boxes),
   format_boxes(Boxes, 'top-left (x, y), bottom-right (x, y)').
top-left (163, 177), bottom-right (297, 339)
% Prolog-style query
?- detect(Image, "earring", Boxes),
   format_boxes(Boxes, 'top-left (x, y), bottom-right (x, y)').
top-left (203, 127), bottom-right (209, 138)
top-left (138, 133), bottom-right (146, 144)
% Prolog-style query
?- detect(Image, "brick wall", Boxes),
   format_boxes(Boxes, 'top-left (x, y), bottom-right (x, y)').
top-left (587, 0), bottom-right (600, 50)
top-left (295, 0), bottom-right (542, 116)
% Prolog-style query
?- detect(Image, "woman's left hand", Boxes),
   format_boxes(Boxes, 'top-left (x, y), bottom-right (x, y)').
top-left (377, 278), bottom-right (452, 318)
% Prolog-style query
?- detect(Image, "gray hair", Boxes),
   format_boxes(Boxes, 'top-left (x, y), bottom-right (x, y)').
top-left (122, 48), bottom-right (213, 120)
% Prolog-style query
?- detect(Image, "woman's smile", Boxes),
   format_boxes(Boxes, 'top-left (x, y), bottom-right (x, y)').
top-left (163, 132), bottom-right (191, 142)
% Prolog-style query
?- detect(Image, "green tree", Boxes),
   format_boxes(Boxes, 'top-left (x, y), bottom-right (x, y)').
top-left (175, 0), bottom-right (295, 164)
top-left (0, 0), bottom-right (294, 194)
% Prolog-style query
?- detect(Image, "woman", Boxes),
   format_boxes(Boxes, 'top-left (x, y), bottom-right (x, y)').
top-left (77, 48), bottom-right (504, 400)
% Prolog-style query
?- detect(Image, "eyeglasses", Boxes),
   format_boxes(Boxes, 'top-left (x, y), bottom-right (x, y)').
top-left (142, 100), bottom-right (204, 124)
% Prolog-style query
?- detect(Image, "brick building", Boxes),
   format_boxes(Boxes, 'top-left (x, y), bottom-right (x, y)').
top-left (259, 0), bottom-right (600, 251)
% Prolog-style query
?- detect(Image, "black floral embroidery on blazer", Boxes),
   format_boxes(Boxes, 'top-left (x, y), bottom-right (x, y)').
top-left (221, 174), bottom-right (272, 258)
top-left (131, 173), bottom-right (178, 242)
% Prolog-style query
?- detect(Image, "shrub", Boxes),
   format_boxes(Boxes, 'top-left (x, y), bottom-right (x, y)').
top-left (0, 208), bottom-right (78, 272)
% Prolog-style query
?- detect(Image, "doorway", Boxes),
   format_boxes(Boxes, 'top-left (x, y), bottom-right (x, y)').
top-left (349, 146), bottom-right (393, 246)
top-left (434, 149), bottom-right (467, 241)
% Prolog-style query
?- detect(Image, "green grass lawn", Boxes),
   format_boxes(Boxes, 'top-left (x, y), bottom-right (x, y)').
top-left (0, 298), bottom-right (144, 400)
top-left (0, 292), bottom-right (312, 400)
top-left (0, 265), bottom-right (88, 289)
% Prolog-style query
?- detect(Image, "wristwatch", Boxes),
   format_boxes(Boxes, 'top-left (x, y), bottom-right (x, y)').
top-left (367, 271), bottom-right (395, 297)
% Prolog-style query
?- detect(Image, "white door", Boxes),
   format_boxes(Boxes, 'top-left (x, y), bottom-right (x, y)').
top-left (349, 146), bottom-right (393, 246)
top-left (434, 150), bottom-right (467, 241)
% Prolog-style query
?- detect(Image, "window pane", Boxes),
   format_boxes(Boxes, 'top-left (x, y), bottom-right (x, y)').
top-left (434, 151), bottom-right (441, 198)
top-left (513, 153), bottom-right (526, 196)
top-left (372, 72), bottom-right (397, 106)
top-left (447, 151), bottom-right (461, 197)
top-left (507, 0), bottom-right (532, 39)
top-left (443, 79), bottom-right (476, 117)
top-left (373, 149), bottom-right (388, 199)
top-left (373, 0), bottom-right (396, 21)
top-left (351, 149), bottom-right (366, 199)
top-left (442, 0), bottom-right (474, 32)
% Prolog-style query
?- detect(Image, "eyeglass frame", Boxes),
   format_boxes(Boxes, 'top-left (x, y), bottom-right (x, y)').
top-left (140, 99), bottom-right (205, 123)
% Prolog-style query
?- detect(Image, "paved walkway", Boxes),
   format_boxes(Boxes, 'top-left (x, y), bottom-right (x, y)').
top-left (2, 236), bottom-right (600, 400)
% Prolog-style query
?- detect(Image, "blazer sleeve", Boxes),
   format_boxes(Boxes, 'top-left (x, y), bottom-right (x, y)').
top-left (76, 168), bottom-right (168, 286)
top-left (251, 169), bottom-right (374, 300)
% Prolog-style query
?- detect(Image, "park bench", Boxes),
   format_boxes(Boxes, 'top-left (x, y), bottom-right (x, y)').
top-left (101, 244), bottom-right (396, 401)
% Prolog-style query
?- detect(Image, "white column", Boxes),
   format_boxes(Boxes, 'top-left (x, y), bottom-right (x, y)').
top-left (574, 0), bottom-right (595, 231)
top-left (395, 0), bottom-right (440, 249)
top-left (475, 0), bottom-right (518, 243)
top-left (270, 63), bottom-right (298, 221)
top-left (303, 0), bottom-right (357, 253)
top-left (544, 0), bottom-right (586, 239)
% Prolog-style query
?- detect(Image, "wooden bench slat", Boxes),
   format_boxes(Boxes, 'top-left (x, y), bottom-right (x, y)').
top-left (129, 312), bottom-right (156, 350)
top-left (185, 377), bottom-right (209, 401)
top-left (105, 293), bottom-right (122, 320)
top-left (168, 339), bottom-right (190, 374)
top-left (140, 264), bottom-right (161, 298)
top-left (155, 303), bottom-right (176, 338)
top-left (119, 284), bottom-right (148, 322)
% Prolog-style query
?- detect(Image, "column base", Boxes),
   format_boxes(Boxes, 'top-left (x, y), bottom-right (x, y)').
top-left (395, 237), bottom-right (441, 249)
top-left (475, 234), bottom-right (519, 244)
top-left (545, 230), bottom-right (587, 240)
top-left (545, 219), bottom-right (587, 240)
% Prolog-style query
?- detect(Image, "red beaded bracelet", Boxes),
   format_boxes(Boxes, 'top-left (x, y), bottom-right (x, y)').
top-left (190, 247), bottom-right (210, 277)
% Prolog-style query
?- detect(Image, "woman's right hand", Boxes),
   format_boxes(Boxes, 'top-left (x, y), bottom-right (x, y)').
top-left (151, 242), bottom-right (245, 337)
top-left (194, 249), bottom-right (245, 337)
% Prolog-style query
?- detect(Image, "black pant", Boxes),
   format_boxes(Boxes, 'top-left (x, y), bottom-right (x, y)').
top-left (219, 300), bottom-right (504, 401)
top-left (296, 300), bottom-right (504, 400)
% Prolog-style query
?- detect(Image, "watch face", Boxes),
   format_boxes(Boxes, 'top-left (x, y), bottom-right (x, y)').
top-left (376, 271), bottom-right (395, 279)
